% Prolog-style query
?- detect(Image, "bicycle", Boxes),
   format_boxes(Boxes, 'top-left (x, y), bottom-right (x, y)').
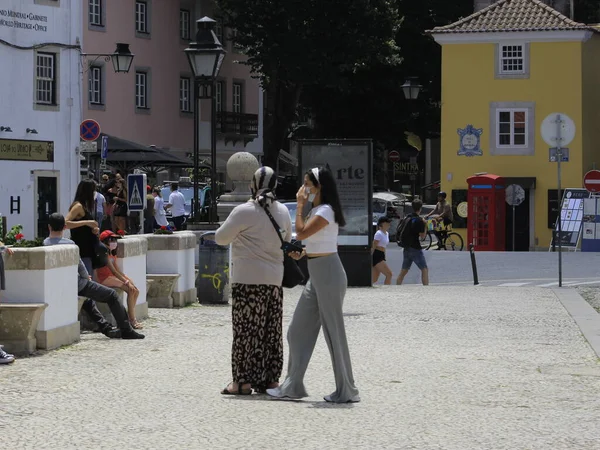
top-left (420, 218), bottom-right (464, 251)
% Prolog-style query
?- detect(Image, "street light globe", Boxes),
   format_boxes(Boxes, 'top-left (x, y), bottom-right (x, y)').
top-left (111, 43), bottom-right (134, 73)
top-left (185, 17), bottom-right (226, 80)
top-left (401, 78), bottom-right (422, 100)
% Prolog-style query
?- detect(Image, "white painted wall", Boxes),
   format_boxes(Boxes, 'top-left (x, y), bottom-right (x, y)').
top-left (118, 253), bottom-right (147, 307)
top-left (146, 248), bottom-right (195, 294)
top-left (3, 265), bottom-right (79, 332)
top-left (0, 0), bottom-right (82, 238)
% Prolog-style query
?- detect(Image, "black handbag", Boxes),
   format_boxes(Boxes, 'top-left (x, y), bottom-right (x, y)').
top-left (91, 238), bottom-right (109, 270)
top-left (263, 205), bottom-right (305, 288)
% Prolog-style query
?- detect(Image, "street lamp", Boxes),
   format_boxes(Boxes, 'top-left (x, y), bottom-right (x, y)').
top-left (401, 78), bottom-right (422, 100)
top-left (184, 17), bottom-right (226, 224)
top-left (81, 43), bottom-right (135, 74)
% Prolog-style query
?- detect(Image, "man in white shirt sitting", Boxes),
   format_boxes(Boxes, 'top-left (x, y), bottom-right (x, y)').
top-left (165, 183), bottom-right (186, 230)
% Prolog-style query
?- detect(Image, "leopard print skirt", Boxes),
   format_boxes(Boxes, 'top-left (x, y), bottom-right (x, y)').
top-left (231, 283), bottom-right (283, 390)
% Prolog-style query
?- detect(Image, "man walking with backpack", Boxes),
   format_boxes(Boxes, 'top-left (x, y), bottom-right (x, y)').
top-left (396, 199), bottom-right (429, 286)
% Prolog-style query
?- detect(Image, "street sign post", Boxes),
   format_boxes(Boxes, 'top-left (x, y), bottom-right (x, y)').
top-left (505, 184), bottom-right (525, 252)
top-left (583, 170), bottom-right (600, 193)
top-left (101, 135), bottom-right (108, 159)
top-left (541, 113), bottom-right (575, 287)
top-left (388, 150), bottom-right (400, 162)
top-left (549, 148), bottom-right (569, 162)
top-left (80, 119), bottom-right (101, 141)
top-left (127, 174), bottom-right (146, 214)
top-left (79, 141), bottom-right (97, 153)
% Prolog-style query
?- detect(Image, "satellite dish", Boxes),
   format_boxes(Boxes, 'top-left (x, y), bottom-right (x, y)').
top-left (540, 113), bottom-right (575, 147)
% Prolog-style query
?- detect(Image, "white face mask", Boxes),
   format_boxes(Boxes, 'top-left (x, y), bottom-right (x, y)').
top-left (109, 242), bottom-right (118, 250)
top-left (306, 187), bottom-right (316, 203)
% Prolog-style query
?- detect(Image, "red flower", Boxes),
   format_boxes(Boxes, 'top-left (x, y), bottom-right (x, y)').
top-left (117, 230), bottom-right (126, 236)
top-left (160, 226), bottom-right (167, 230)
top-left (15, 233), bottom-right (24, 240)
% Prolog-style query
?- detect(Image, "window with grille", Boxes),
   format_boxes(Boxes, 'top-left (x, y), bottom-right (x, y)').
top-left (179, 77), bottom-right (190, 112)
top-left (89, 66), bottom-right (103, 104)
top-left (135, 1), bottom-right (148, 33)
top-left (499, 44), bottom-right (524, 74)
top-left (233, 83), bottom-right (242, 113)
top-left (36, 53), bottom-right (56, 105)
top-left (215, 81), bottom-right (223, 112)
top-left (497, 109), bottom-right (527, 147)
top-left (180, 10), bottom-right (190, 40)
top-left (136, 71), bottom-right (148, 108)
top-left (89, 0), bottom-right (102, 26)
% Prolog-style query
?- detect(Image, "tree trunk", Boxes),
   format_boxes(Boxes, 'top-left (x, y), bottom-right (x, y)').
top-left (262, 79), bottom-right (302, 170)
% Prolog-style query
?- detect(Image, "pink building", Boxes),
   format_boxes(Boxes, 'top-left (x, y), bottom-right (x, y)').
top-left (82, 0), bottom-right (263, 182)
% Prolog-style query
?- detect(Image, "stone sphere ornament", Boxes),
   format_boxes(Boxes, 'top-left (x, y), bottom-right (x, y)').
top-left (226, 152), bottom-right (259, 192)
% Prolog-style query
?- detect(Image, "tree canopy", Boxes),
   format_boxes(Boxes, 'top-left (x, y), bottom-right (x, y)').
top-left (216, 0), bottom-right (403, 167)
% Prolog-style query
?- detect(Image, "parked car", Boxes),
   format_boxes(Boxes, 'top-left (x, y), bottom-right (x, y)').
top-left (283, 202), bottom-right (299, 241)
top-left (372, 192), bottom-right (435, 241)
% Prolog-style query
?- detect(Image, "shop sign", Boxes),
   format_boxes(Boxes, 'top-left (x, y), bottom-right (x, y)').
top-left (0, 9), bottom-right (49, 32)
top-left (0, 139), bottom-right (54, 162)
top-left (393, 161), bottom-right (419, 175)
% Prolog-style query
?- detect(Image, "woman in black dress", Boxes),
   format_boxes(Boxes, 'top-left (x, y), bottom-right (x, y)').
top-left (111, 178), bottom-right (128, 233)
top-left (65, 179), bottom-right (100, 274)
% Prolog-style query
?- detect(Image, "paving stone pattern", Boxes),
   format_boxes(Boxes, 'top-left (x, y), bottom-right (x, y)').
top-left (1, 286), bottom-right (600, 449)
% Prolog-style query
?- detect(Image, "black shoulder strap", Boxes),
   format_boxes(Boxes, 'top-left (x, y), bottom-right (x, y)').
top-left (263, 205), bottom-right (285, 246)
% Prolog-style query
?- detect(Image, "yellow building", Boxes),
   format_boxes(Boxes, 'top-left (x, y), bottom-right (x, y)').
top-left (429, 0), bottom-right (600, 251)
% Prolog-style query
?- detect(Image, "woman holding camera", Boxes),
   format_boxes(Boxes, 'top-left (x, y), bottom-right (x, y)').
top-left (267, 166), bottom-right (360, 403)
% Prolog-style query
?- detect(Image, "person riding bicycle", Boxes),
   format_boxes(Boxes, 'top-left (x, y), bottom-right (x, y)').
top-left (426, 192), bottom-right (454, 250)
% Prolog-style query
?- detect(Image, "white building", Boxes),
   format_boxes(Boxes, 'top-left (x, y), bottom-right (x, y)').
top-left (0, 0), bottom-right (82, 239)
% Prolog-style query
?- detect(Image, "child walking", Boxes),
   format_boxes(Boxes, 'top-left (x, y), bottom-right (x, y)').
top-left (96, 231), bottom-right (143, 329)
top-left (0, 238), bottom-right (15, 364)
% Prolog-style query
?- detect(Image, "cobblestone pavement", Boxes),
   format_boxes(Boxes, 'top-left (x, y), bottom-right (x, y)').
top-left (2, 286), bottom-right (600, 449)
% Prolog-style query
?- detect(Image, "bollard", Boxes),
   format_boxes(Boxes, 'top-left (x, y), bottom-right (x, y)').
top-left (469, 243), bottom-right (479, 285)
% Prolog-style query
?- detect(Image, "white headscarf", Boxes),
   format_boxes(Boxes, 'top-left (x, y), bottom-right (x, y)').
top-left (251, 166), bottom-right (278, 207)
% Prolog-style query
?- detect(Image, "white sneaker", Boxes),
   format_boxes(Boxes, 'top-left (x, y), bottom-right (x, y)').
top-left (323, 394), bottom-right (361, 403)
top-left (266, 387), bottom-right (304, 400)
top-left (0, 349), bottom-right (15, 365)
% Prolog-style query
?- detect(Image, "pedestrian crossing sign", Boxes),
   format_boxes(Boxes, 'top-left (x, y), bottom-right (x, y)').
top-left (127, 174), bottom-right (146, 212)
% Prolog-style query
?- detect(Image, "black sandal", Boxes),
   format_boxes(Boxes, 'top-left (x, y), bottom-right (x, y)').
top-left (221, 383), bottom-right (252, 396)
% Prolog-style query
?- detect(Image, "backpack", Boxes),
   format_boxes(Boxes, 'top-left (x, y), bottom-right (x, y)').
top-left (396, 214), bottom-right (417, 248)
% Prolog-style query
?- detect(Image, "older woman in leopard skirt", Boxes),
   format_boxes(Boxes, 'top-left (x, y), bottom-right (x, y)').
top-left (215, 166), bottom-right (292, 395)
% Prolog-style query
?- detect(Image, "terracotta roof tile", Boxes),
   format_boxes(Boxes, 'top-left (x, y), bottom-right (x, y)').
top-left (428, 0), bottom-right (597, 34)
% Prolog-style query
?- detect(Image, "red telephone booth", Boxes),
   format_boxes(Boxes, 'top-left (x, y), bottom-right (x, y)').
top-left (467, 174), bottom-right (506, 251)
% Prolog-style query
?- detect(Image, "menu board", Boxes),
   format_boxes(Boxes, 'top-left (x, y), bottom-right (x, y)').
top-left (555, 189), bottom-right (591, 247)
top-left (298, 140), bottom-right (372, 246)
top-left (582, 197), bottom-right (600, 252)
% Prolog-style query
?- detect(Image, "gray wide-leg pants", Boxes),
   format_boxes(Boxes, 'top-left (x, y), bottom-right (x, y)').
top-left (278, 253), bottom-right (359, 402)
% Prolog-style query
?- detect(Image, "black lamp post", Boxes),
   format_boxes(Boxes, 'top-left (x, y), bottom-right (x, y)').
top-left (184, 17), bottom-right (226, 224)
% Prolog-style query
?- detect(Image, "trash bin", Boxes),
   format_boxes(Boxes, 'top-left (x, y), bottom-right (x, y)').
top-left (197, 231), bottom-right (230, 304)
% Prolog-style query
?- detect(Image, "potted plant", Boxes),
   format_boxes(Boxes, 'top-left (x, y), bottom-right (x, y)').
top-left (3, 225), bottom-right (43, 248)
top-left (154, 225), bottom-right (174, 235)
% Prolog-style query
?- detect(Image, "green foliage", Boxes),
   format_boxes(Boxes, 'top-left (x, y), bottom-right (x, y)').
top-left (2, 224), bottom-right (43, 247)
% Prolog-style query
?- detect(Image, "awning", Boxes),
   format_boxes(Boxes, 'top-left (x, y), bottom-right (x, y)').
top-left (91, 133), bottom-right (194, 172)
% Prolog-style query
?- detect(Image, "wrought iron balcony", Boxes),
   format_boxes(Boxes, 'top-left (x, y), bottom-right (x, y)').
top-left (216, 112), bottom-right (258, 136)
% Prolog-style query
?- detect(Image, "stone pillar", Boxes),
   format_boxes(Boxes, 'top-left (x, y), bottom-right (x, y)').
top-left (217, 152), bottom-right (260, 221)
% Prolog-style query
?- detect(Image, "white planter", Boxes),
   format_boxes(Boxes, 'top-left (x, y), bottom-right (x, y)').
top-left (3, 244), bottom-right (80, 350)
top-left (145, 232), bottom-right (197, 306)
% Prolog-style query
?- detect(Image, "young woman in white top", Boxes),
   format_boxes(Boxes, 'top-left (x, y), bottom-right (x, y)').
top-left (267, 166), bottom-right (360, 403)
top-left (372, 216), bottom-right (393, 284)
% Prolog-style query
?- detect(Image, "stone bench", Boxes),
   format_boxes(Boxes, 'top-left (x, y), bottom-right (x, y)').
top-left (0, 303), bottom-right (47, 356)
top-left (146, 274), bottom-right (180, 308)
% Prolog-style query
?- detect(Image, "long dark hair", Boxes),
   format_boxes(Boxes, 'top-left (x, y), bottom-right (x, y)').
top-left (306, 166), bottom-right (346, 227)
top-left (71, 179), bottom-right (96, 213)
